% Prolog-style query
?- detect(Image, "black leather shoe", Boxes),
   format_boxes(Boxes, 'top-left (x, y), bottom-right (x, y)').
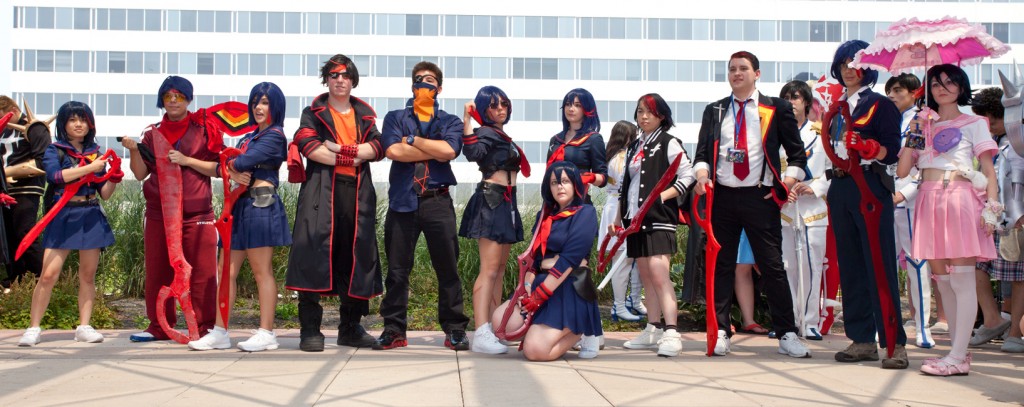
top-left (300, 332), bottom-right (325, 352)
top-left (445, 330), bottom-right (469, 351)
top-left (338, 324), bottom-right (376, 348)
top-left (372, 329), bottom-right (407, 350)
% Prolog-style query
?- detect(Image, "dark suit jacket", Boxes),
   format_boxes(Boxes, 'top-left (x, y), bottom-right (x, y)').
top-left (694, 93), bottom-right (806, 207)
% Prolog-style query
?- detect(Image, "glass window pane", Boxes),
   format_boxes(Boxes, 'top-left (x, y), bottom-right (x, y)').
top-left (491, 16), bottom-right (506, 37)
top-left (474, 15), bottom-right (489, 37)
top-left (827, 21), bottom-right (841, 42)
top-left (659, 60), bottom-right (677, 81)
top-left (180, 10), bottom-right (196, 32)
top-left (320, 12), bottom-right (335, 34)
top-left (389, 56), bottom-right (405, 77)
top-left (109, 9), bottom-right (125, 30)
top-left (491, 57), bottom-right (506, 78)
top-left (268, 12), bottom-right (283, 33)
top-left (626, 60), bottom-right (641, 81)
top-left (512, 16), bottom-right (524, 37)
top-left (126, 94), bottom-right (142, 116)
top-left (166, 52), bottom-right (178, 74)
top-left (423, 14), bottom-right (439, 36)
top-left (268, 54), bottom-right (283, 76)
top-left (993, 23), bottom-right (1010, 43)
top-left (744, 20), bottom-right (758, 41)
top-left (127, 52), bottom-right (143, 73)
top-left (74, 8), bottom-right (90, 30)
top-left (558, 58), bottom-right (573, 80)
top-left (761, 61), bottom-right (777, 83)
top-left (542, 58), bottom-right (558, 80)
top-left (810, 21), bottom-right (826, 42)
top-left (543, 17), bottom-right (558, 38)
top-left (126, 9), bottom-right (142, 31)
top-left (250, 54), bottom-right (266, 76)
top-left (794, 21), bottom-right (809, 41)
top-left (303, 13), bottom-right (317, 35)
top-left (144, 9), bottom-right (160, 31)
top-left (581, 17), bottom-right (593, 39)
top-left (457, 15), bottom-right (472, 36)
top-left (594, 17), bottom-right (609, 39)
top-left (676, 19), bottom-right (692, 40)
top-left (108, 94), bottom-right (125, 116)
top-left (56, 7), bottom-right (71, 29)
top-left (559, 17), bottom-right (574, 38)
top-left (647, 18), bottom-right (659, 40)
top-left (36, 50), bottom-right (53, 72)
top-left (73, 51), bottom-right (89, 72)
top-left (354, 13), bottom-right (371, 35)
top-left (610, 18), bottom-right (625, 39)
top-left (693, 61), bottom-right (709, 82)
top-left (760, 20), bottom-right (775, 41)
top-left (726, 20), bottom-right (742, 41)
top-left (198, 53), bottom-right (214, 74)
top-left (473, 58), bottom-right (488, 78)
top-left (251, 11), bottom-right (267, 34)
top-left (677, 60), bottom-right (692, 81)
top-left (406, 14), bottom-right (422, 35)
top-left (457, 57), bottom-right (472, 78)
top-left (285, 54), bottom-right (299, 76)
top-left (25, 7), bottom-right (37, 29)
top-left (55, 51), bottom-right (72, 72)
top-left (626, 18), bottom-right (642, 39)
top-left (541, 100), bottom-right (558, 122)
top-left (95, 9), bottom-right (107, 30)
top-left (139, 51), bottom-right (157, 74)
top-left (662, 18), bottom-right (677, 40)
top-left (648, 61), bottom-right (659, 81)
top-left (609, 59), bottom-right (625, 80)
top-left (693, 19), bottom-right (710, 40)
top-left (713, 19), bottom-right (725, 40)
top-left (198, 11), bottom-right (214, 32)
top-left (179, 52), bottom-right (196, 75)
top-left (217, 11), bottom-right (232, 33)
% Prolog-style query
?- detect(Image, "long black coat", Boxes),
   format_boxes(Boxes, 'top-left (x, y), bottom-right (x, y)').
top-left (285, 94), bottom-right (385, 299)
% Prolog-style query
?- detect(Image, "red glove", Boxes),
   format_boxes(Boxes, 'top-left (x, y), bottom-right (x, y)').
top-left (845, 132), bottom-right (881, 159)
top-left (522, 283), bottom-right (553, 313)
top-left (0, 193), bottom-right (16, 206)
top-left (581, 172), bottom-right (597, 185)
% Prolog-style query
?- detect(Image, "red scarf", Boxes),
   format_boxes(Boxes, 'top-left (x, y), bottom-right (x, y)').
top-left (547, 132), bottom-right (593, 166)
top-left (159, 112), bottom-right (191, 146)
top-left (531, 206), bottom-right (581, 259)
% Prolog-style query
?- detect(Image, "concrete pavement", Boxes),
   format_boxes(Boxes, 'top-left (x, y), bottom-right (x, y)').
top-left (1, 330), bottom-right (1021, 406)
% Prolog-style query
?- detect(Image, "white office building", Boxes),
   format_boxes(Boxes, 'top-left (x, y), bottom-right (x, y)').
top-left (3, 0), bottom-right (1024, 198)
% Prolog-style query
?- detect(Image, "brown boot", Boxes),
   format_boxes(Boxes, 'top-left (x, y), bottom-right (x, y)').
top-left (881, 345), bottom-right (909, 369)
top-left (834, 342), bottom-right (879, 362)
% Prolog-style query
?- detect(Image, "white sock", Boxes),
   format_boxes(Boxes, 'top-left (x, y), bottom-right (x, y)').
top-left (934, 274), bottom-right (956, 350)
top-left (948, 267), bottom-right (977, 361)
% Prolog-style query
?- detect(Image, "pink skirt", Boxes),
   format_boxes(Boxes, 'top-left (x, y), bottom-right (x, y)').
top-left (911, 180), bottom-right (996, 261)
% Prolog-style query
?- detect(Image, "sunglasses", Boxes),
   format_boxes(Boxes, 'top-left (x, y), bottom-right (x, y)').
top-left (328, 72), bottom-right (352, 80)
top-left (162, 92), bottom-right (186, 103)
top-left (489, 100), bottom-right (511, 110)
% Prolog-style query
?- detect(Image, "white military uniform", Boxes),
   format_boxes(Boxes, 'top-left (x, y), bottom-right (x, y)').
top-left (781, 121), bottom-right (830, 337)
top-left (892, 106), bottom-right (934, 348)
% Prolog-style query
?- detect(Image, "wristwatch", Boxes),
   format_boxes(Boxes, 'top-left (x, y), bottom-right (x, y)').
top-left (406, 134), bottom-right (415, 145)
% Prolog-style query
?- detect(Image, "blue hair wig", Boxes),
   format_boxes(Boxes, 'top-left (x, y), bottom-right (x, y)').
top-left (830, 40), bottom-right (877, 88)
top-left (560, 88), bottom-right (601, 135)
top-left (473, 85), bottom-right (511, 126)
top-left (541, 161), bottom-right (586, 211)
top-left (55, 101), bottom-right (96, 145)
top-left (247, 82), bottom-right (287, 128)
top-left (157, 75), bottom-right (194, 108)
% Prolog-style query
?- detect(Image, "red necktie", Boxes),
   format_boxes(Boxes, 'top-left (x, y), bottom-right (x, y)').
top-left (734, 100), bottom-right (750, 180)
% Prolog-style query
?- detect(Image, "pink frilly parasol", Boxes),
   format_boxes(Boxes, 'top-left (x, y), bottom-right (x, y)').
top-left (851, 16), bottom-right (1010, 74)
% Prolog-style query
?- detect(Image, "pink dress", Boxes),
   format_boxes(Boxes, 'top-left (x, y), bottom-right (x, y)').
top-left (906, 114), bottom-right (997, 261)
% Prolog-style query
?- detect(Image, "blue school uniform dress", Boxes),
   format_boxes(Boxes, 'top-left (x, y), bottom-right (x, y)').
top-left (459, 125), bottom-right (526, 244)
top-left (227, 125), bottom-right (292, 250)
top-left (40, 141), bottom-right (114, 250)
top-left (529, 204), bottom-right (603, 336)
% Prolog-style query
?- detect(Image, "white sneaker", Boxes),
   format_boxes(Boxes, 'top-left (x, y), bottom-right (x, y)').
top-left (930, 321), bottom-right (949, 334)
top-left (713, 330), bottom-right (730, 356)
top-left (779, 332), bottom-right (812, 358)
top-left (471, 323), bottom-right (508, 355)
top-left (75, 325), bottom-right (104, 343)
top-left (18, 327), bottom-right (41, 347)
top-left (656, 330), bottom-right (682, 357)
top-left (624, 324), bottom-right (662, 350)
top-left (237, 329), bottom-right (278, 352)
top-left (578, 335), bottom-right (600, 359)
top-left (188, 327), bottom-right (231, 350)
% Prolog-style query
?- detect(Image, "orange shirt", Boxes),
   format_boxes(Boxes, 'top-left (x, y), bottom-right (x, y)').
top-left (328, 105), bottom-right (358, 177)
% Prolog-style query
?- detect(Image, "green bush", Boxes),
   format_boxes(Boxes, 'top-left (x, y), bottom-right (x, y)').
top-left (0, 274), bottom-right (118, 329)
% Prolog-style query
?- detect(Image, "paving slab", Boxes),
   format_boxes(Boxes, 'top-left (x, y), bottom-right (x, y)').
top-left (0, 329), bottom-right (1020, 406)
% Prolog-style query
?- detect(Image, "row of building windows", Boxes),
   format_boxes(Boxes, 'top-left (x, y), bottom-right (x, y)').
top-left (13, 7), bottom-right (1024, 44)
top-left (10, 49), bottom-right (878, 84)
top-left (11, 92), bottom-right (725, 130)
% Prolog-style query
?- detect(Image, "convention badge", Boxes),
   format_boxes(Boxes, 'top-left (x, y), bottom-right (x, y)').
top-left (726, 148), bottom-right (747, 163)
top-left (933, 127), bottom-right (963, 154)
top-left (904, 131), bottom-right (926, 150)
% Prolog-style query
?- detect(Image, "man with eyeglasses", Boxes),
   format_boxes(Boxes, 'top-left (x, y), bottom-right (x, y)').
top-left (120, 75), bottom-right (220, 342)
top-left (375, 61), bottom-right (470, 351)
top-left (285, 54), bottom-right (386, 352)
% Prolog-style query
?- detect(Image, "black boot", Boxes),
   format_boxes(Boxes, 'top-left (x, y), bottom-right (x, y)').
top-left (337, 301), bottom-right (375, 348)
top-left (298, 292), bottom-right (325, 352)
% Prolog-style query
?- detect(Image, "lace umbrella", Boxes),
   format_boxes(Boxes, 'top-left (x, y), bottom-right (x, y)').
top-left (851, 16), bottom-right (1010, 75)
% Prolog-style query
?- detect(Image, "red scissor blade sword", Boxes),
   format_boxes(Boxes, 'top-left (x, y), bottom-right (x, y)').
top-left (214, 148), bottom-right (247, 327)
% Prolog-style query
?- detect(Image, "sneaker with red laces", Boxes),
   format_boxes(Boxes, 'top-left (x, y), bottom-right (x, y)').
top-left (372, 329), bottom-right (407, 350)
